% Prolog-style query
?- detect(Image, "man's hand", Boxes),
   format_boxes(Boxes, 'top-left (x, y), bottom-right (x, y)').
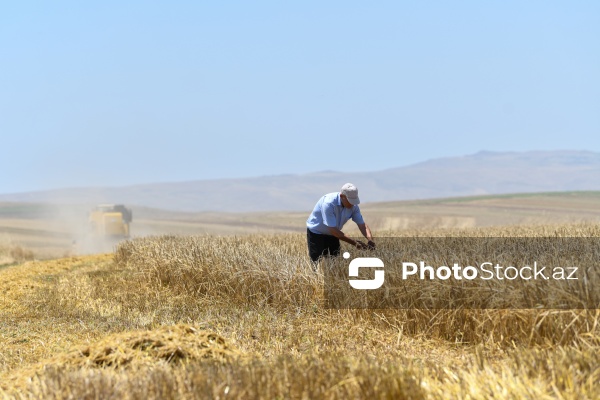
top-left (355, 240), bottom-right (368, 250)
top-left (367, 240), bottom-right (376, 250)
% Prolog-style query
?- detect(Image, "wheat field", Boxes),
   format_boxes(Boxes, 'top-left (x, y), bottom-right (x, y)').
top-left (1, 224), bottom-right (599, 399)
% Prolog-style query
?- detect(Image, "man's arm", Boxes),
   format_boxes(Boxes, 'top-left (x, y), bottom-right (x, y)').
top-left (328, 227), bottom-right (368, 249)
top-left (357, 223), bottom-right (373, 241)
top-left (358, 223), bottom-right (376, 249)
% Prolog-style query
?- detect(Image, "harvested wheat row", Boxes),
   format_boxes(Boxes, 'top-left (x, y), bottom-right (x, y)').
top-left (50, 324), bottom-right (239, 369)
top-left (1, 325), bottom-right (240, 393)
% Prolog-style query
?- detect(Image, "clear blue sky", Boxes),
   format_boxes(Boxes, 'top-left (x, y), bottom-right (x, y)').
top-left (1, 1), bottom-right (598, 193)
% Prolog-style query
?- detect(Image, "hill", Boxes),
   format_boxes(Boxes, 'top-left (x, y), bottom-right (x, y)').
top-left (1, 150), bottom-right (600, 212)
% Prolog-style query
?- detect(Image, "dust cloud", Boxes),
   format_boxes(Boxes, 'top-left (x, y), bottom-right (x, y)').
top-left (0, 202), bottom-right (138, 260)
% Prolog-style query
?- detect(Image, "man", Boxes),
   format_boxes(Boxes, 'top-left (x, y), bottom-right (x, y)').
top-left (306, 183), bottom-right (375, 263)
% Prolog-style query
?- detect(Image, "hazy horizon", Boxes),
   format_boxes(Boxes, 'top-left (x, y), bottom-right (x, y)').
top-left (0, 149), bottom-right (597, 195)
top-left (1, 150), bottom-right (598, 213)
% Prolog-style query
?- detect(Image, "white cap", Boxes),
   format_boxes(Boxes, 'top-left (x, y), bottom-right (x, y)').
top-left (340, 183), bottom-right (360, 205)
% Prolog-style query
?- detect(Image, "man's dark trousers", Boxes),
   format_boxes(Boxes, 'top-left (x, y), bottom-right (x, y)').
top-left (307, 228), bottom-right (341, 262)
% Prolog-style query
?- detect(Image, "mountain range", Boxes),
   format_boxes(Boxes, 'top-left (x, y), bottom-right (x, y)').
top-left (2, 150), bottom-right (599, 212)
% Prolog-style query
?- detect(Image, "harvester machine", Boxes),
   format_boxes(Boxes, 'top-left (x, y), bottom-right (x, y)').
top-left (89, 204), bottom-right (132, 238)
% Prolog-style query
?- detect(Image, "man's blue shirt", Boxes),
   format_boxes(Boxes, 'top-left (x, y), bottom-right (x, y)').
top-left (306, 192), bottom-right (365, 235)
